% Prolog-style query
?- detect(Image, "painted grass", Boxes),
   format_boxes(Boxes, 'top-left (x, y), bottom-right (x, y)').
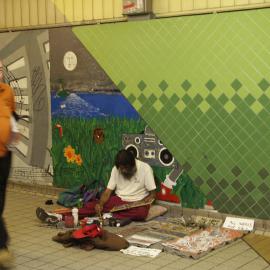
top-left (51, 117), bottom-right (205, 208)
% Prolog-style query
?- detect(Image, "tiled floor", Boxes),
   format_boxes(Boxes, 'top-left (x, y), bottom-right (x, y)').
top-left (3, 190), bottom-right (270, 270)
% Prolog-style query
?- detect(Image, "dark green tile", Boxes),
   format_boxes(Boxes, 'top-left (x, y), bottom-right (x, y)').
top-left (138, 93), bottom-right (147, 104)
top-left (205, 80), bottom-right (216, 91)
top-left (213, 184), bottom-right (222, 194)
top-left (159, 80), bottom-right (168, 91)
top-left (222, 199), bottom-right (235, 212)
top-left (117, 81), bottom-right (126, 91)
top-left (137, 80), bottom-right (147, 91)
top-left (205, 94), bottom-right (216, 106)
top-left (219, 178), bottom-right (229, 189)
top-left (231, 166), bottom-right (242, 177)
top-left (170, 94), bottom-right (180, 105)
top-left (207, 164), bottom-right (216, 174)
top-left (181, 80), bottom-right (191, 91)
top-left (258, 168), bottom-right (269, 179)
top-left (232, 180), bottom-right (241, 191)
top-left (194, 176), bottom-right (204, 186)
top-left (218, 193), bottom-right (229, 202)
top-left (258, 94), bottom-right (270, 107)
top-left (148, 94), bottom-right (157, 104)
top-left (159, 94), bottom-right (169, 105)
top-left (231, 94), bottom-right (242, 106)
top-left (218, 94), bottom-right (229, 105)
top-left (231, 193), bottom-right (242, 204)
top-left (206, 178), bottom-right (216, 189)
top-left (193, 94), bottom-right (203, 105)
top-left (258, 183), bottom-right (269, 194)
top-left (231, 79), bottom-right (242, 91)
top-left (258, 78), bottom-right (270, 91)
top-left (127, 94), bottom-right (136, 103)
top-left (182, 94), bottom-right (192, 105)
top-left (219, 108), bottom-right (229, 118)
top-left (244, 94), bottom-right (256, 106)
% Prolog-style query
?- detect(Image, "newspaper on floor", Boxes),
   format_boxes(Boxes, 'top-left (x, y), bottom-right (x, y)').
top-left (120, 246), bottom-right (162, 258)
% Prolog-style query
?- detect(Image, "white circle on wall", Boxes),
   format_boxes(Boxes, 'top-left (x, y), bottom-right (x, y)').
top-left (63, 51), bottom-right (77, 71)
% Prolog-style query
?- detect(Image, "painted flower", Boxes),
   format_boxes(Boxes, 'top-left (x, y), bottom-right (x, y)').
top-left (64, 145), bottom-right (75, 163)
top-left (75, 154), bottom-right (83, 166)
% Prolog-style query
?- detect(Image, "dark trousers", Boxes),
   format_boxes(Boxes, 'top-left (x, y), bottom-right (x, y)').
top-left (0, 151), bottom-right (12, 249)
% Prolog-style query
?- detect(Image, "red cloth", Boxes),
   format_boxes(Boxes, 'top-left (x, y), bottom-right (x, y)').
top-left (78, 195), bottom-right (150, 221)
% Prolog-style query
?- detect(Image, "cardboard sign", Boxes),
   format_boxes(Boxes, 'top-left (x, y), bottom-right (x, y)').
top-left (223, 217), bottom-right (254, 231)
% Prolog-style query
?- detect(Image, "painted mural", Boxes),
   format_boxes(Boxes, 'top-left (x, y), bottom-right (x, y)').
top-left (49, 27), bottom-right (205, 208)
top-left (0, 30), bottom-right (52, 184)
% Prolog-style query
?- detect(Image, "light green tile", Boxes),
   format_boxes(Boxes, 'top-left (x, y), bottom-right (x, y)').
top-left (251, 101), bottom-right (263, 115)
top-left (224, 101), bottom-right (236, 114)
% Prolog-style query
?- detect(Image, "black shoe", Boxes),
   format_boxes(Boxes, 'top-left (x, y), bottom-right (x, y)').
top-left (36, 207), bottom-right (59, 225)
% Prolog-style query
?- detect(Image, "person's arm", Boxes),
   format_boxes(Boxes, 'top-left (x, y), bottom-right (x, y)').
top-left (95, 188), bottom-right (113, 214)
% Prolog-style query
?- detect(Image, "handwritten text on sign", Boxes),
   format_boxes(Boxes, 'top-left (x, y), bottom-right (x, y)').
top-left (223, 217), bottom-right (254, 231)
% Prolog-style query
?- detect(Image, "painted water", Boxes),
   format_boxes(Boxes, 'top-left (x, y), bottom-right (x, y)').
top-left (51, 92), bottom-right (140, 119)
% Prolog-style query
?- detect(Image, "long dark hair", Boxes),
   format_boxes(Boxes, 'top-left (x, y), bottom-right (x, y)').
top-left (115, 149), bottom-right (135, 169)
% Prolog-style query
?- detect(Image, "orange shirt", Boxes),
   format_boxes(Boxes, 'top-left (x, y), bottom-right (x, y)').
top-left (0, 82), bottom-right (15, 157)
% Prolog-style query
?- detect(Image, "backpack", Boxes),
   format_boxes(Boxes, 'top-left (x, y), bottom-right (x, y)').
top-left (57, 181), bottom-right (105, 208)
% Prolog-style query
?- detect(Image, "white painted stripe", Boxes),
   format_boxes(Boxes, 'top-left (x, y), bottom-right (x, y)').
top-left (18, 123), bottom-right (29, 139)
top-left (15, 141), bottom-right (28, 156)
top-left (15, 96), bottom-right (29, 105)
top-left (10, 77), bottom-right (27, 89)
top-left (7, 58), bottom-right (25, 71)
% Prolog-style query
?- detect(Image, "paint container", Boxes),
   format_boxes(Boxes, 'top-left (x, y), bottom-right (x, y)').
top-left (64, 215), bottom-right (74, 228)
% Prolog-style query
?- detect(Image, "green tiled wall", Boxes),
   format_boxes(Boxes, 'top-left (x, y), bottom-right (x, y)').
top-left (73, 8), bottom-right (270, 219)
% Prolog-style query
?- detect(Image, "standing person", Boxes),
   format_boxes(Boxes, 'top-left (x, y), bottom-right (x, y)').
top-left (0, 60), bottom-right (18, 267)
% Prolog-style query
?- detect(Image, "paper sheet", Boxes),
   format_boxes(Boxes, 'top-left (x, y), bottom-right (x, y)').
top-left (121, 246), bottom-right (162, 258)
top-left (223, 217), bottom-right (254, 231)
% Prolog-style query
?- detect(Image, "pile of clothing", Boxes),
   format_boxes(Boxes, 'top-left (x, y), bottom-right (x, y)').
top-left (52, 224), bottom-right (129, 251)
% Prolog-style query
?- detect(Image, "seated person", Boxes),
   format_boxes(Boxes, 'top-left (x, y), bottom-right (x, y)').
top-left (36, 149), bottom-right (156, 224)
top-left (80, 149), bottom-right (156, 221)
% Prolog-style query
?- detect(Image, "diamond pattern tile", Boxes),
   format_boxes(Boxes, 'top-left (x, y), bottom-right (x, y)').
top-left (159, 80), bottom-right (168, 91)
top-left (138, 80), bottom-right (147, 91)
top-left (231, 79), bottom-right (242, 91)
top-left (74, 8), bottom-right (270, 219)
top-left (181, 80), bottom-right (192, 91)
top-left (258, 79), bottom-right (270, 91)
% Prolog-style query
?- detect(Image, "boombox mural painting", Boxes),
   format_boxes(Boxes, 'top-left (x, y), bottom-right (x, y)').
top-left (123, 126), bottom-right (183, 203)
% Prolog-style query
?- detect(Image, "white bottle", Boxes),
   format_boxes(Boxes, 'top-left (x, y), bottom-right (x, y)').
top-left (72, 207), bottom-right (79, 227)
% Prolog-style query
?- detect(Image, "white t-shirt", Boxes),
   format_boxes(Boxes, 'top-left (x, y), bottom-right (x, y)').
top-left (107, 159), bottom-right (156, 202)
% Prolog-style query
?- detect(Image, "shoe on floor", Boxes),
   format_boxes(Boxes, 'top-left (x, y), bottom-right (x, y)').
top-left (0, 249), bottom-right (14, 268)
top-left (36, 207), bottom-right (60, 225)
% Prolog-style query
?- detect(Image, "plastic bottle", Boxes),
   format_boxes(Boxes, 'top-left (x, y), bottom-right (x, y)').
top-left (72, 207), bottom-right (79, 227)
